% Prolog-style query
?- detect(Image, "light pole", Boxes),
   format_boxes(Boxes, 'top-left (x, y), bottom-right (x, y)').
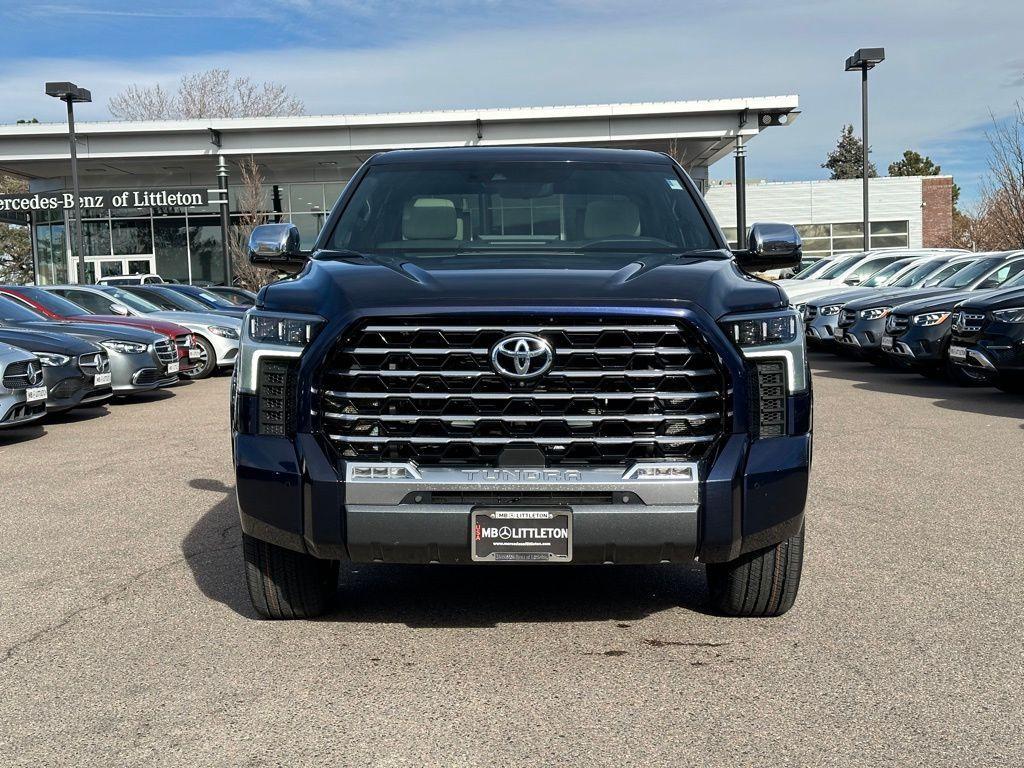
top-left (45, 81), bottom-right (92, 285)
top-left (845, 48), bottom-right (885, 252)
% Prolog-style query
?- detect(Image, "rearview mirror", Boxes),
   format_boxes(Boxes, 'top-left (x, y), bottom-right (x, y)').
top-left (733, 222), bottom-right (802, 272)
top-left (248, 224), bottom-right (308, 274)
top-left (110, 303), bottom-right (130, 316)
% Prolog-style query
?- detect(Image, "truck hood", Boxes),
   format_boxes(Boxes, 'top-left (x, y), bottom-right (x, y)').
top-left (259, 251), bottom-right (786, 320)
top-left (0, 326), bottom-right (101, 356)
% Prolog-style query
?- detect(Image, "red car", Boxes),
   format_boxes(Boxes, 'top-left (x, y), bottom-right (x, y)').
top-left (0, 285), bottom-right (199, 376)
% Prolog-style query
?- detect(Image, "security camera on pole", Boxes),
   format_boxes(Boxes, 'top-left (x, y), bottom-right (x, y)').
top-left (45, 81), bottom-right (92, 285)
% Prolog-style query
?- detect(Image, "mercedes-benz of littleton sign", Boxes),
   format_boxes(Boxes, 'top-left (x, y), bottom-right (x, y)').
top-left (0, 188), bottom-right (209, 213)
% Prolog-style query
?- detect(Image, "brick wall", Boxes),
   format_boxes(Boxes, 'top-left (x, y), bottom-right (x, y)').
top-left (921, 177), bottom-right (953, 247)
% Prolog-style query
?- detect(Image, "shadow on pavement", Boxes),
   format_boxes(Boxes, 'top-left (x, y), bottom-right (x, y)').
top-left (808, 350), bottom-right (1024, 420)
top-left (45, 405), bottom-right (110, 425)
top-left (114, 388), bottom-right (177, 404)
top-left (0, 422), bottom-right (46, 445)
top-left (182, 477), bottom-right (710, 626)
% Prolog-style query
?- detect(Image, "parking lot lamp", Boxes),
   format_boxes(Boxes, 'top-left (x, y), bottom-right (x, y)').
top-left (45, 82), bottom-right (92, 285)
top-left (845, 48), bottom-right (884, 251)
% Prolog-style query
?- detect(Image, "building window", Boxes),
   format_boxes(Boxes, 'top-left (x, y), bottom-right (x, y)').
top-left (722, 219), bottom-right (910, 257)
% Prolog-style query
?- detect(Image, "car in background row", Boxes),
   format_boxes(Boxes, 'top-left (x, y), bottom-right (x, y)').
top-left (96, 274), bottom-right (165, 286)
top-left (0, 343), bottom-right (46, 429)
top-left (843, 252), bottom-right (1024, 361)
top-left (0, 326), bottom-right (112, 413)
top-left (947, 283), bottom-right (1024, 393)
top-left (39, 285), bottom-right (236, 380)
top-left (803, 253), bottom-right (980, 345)
top-left (0, 285), bottom-right (199, 378)
top-left (780, 248), bottom-right (968, 305)
top-left (0, 296), bottom-right (180, 394)
top-left (206, 286), bottom-right (257, 307)
top-left (160, 284), bottom-right (247, 317)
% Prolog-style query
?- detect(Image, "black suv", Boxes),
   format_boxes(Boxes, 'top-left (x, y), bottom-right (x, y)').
top-left (947, 285), bottom-right (1024, 392)
top-left (231, 147), bottom-right (811, 619)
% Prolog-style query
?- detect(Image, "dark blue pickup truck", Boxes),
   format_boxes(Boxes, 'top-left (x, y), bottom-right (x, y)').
top-left (231, 147), bottom-right (811, 619)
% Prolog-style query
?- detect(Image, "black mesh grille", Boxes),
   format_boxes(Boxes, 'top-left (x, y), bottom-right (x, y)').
top-left (258, 360), bottom-right (298, 437)
top-left (50, 378), bottom-right (83, 399)
top-left (317, 316), bottom-right (728, 467)
top-left (749, 360), bottom-right (786, 438)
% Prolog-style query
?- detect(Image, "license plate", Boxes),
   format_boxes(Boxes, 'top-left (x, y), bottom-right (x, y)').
top-left (881, 336), bottom-right (894, 350)
top-left (26, 385), bottom-right (47, 403)
top-left (948, 345), bottom-right (967, 361)
top-left (471, 508), bottom-right (572, 562)
top-left (834, 328), bottom-right (845, 339)
top-left (188, 348), bottom-right (201, 359)
top-left (94, 372), bottom-right (112, 386)
top-left (167, 361), bottom-right (180, 374)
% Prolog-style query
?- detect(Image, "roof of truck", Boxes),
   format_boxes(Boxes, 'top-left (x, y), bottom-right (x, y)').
top-left (371, 146), bottom-right (673, 165)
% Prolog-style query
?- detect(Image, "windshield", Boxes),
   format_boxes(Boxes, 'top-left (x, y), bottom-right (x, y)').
top-left (861, 259), bottom-right (915, 287)
top-left (792, 259), bottom-right (833, 279)
top-left (101, 287), bottom-right (162, 313)
top-left (938, 257), bottom-right (1003, 289)
top-left (141, 288), bottom-right (211, 312)
top-left (0, 295), bottom-right (46, 322)
top-left (16, 287), bottom-right (91, 317)
top-left (325, 161), bottom-right (719, 256)
top-left (919, 259), bottom-right (973, 287)
top-left (891, 259), bottom-right (945, 288)
top-left (815, 254), bottom-right (863, 280)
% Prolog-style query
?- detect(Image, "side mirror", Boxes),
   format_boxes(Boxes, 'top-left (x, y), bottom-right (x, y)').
top-left (845, 277), bottom-right (863, 286)
top-left (248, 224), bottom-right (308, 274)
top-left (110, 303), bottom-right (130, 316)
top-left (733, 222), bottom-right (802, 272)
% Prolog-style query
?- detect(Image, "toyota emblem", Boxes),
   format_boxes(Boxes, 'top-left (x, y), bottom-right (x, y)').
top-left (490, 334), bottom-right (554, 380)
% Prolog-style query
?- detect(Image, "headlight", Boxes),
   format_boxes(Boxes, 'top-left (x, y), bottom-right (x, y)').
top-left (992, 307), bottom-right (1024, 323)
top-left (31, 351), bottom-right (71, 367)
top-left (860, 307), bottom-right (892, 321)
top-left (207, 325), bottom-right (240, 339)
top-left (721, 314), bottom-right (798, 347)
top-left (821, 305), bottom-right (842, 316)
top-left (913, 312), bottom-right (951, 326)
top-left (238, 310), bottom-right (324, 394)
top-left (101, 340), bottom-right (147, 354)
top-left (249, 313), bottom-right (321, 346)
top-left (719, 310), bottom-right (808, 393)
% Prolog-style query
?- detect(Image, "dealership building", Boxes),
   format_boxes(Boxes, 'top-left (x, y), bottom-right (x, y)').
top-left (0, 94), bottom-right (952, 285)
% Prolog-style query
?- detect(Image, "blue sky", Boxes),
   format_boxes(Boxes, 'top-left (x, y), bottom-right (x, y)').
top-left (1, 0), bottom-right (1022, 204)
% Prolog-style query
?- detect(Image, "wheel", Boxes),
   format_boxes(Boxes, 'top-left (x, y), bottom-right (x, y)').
top-left (182, 336), bottom-right (217, 380)
top-left (242, 533), bottom-right (339, 619)
top-left (706, 524), bottom-right (805, 617)
top-left (945, 356), bottom-right (988, 386)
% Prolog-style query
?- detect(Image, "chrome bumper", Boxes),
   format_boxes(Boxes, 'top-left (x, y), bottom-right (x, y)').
top-left (343, 461), bottom-right (700, 506)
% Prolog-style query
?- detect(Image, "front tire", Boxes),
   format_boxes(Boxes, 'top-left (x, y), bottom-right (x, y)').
top-left (242, 533), bottom-right (339, 619)
top-left (183, 336), bottom-right (217, 380)
top-left (706, 525), bottom-right (805, 617)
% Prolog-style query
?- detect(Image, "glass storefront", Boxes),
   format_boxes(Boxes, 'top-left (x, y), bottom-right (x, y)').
top-left (722, 219), bottom-right (910, 259)
top-left (31, 180), bottom-right (349, 285)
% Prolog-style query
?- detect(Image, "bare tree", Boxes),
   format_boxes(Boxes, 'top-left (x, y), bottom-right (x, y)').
top-left (228, 157), bottom-right (277, 290)
top-left (952, 102), bottom-right (1024, 251)
top-left (978, 102), bottom-right (1024, 248)
top-left (109, 69), bottom-right (303, 120)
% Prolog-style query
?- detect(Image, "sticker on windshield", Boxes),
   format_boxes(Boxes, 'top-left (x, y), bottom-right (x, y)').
top-left (666, 178), bottom-right (683, 190)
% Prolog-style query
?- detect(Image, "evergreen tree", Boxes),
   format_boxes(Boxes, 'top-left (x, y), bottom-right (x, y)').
top-left (822, 125), bottom-right (877, 179)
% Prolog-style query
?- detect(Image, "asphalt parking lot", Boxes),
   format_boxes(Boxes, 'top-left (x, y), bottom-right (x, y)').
top-left (1, 356), bottom-right (1022, 767)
